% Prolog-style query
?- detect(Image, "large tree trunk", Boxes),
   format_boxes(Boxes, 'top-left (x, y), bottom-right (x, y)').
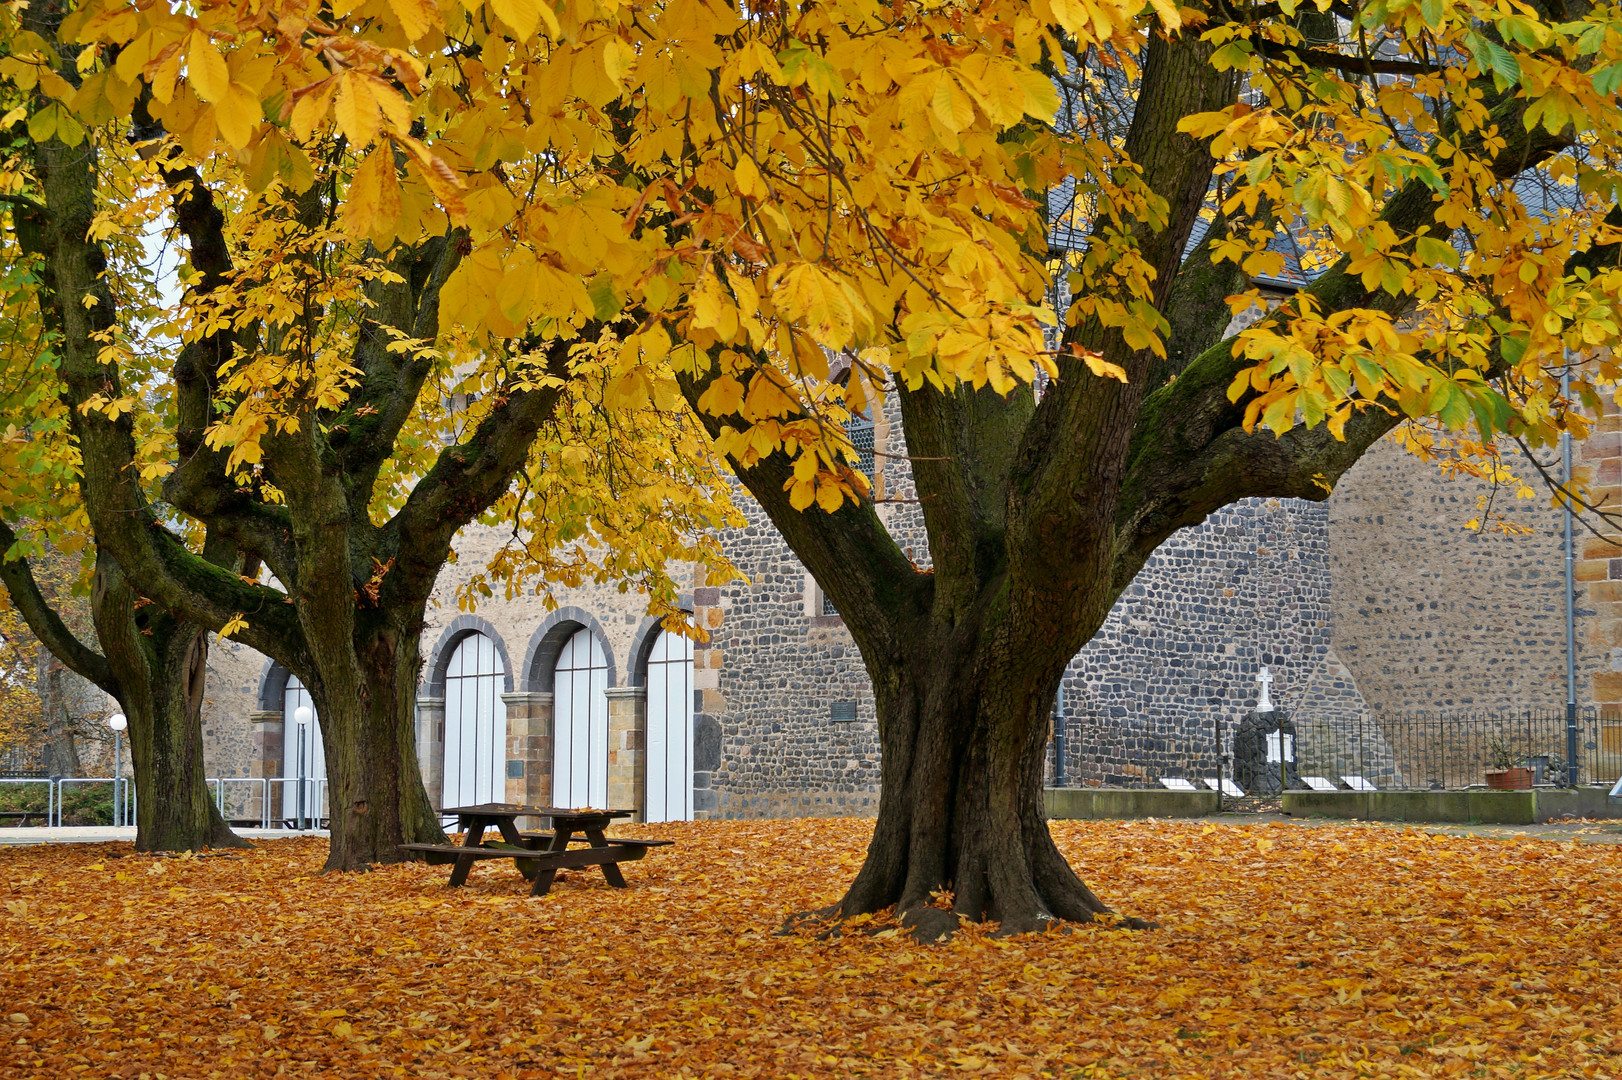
top-left (832, 617), bottom-right (1119, 937)
top-left (294, 609), bottom-right (446, 870)
top-left (92, 556), bottom-right (246, 852)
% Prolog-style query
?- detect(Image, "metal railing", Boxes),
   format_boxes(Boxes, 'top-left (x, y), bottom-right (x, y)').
top-left (0, 775), bottom-right (330, 829)
top-left (54, 777), bottom-right (136, 827)
top-left (1054, 706), bottom-right (1622, 793)
top-left (1374, 708), bottom-right (1622, 790)
top-left (0, 777), bottom-right (56, 826)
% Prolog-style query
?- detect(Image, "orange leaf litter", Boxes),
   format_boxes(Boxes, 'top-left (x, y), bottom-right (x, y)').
top-left (3, 818), bottom-right (1620, 1079)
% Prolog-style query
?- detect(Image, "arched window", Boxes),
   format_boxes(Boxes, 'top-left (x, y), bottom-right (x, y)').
top-left (645, 630), bottom-right (694, 822)
top-left (553, 628), bottom-right (608, 808)
top-left (442, 632), bottom-right (508, 811)
top-left (282, 675), bottom-right (326, 823)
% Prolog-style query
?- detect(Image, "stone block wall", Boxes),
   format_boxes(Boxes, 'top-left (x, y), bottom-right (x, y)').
top-left (1055, 496), bottom-right (1351, 788)
top-left (1326, 436), bottom-right (1586, 713)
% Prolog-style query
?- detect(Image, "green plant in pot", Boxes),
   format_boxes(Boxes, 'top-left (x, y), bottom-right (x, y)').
top-left (1485, 736), bottom-right (1534, 791)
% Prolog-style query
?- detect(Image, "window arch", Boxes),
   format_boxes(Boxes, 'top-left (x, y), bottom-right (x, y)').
top-left (645, 630), bottom-right (694, 822)
top-left (442, 632), bottom-right (508, 812)
top-left (552, 628), bottom-right (608, 808)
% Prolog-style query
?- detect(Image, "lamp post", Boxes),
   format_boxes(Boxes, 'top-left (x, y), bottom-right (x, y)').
top-left (107, 713), bottom-right (127, 827)
top-left (293, 705), bottom-right (312, 830)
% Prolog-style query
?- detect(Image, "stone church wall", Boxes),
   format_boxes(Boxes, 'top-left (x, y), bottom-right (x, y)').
top-left (1326, 436), bottom-right (1588, 713)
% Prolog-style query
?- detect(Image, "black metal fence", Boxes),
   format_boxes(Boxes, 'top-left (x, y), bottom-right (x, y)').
top-left (1369, 708), bottom-right (1621, 791)
top-left (1054, 706), bottom-right (1622, 792)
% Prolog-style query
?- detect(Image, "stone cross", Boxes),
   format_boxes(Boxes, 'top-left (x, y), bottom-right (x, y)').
top-left (1256, 666), bottom-right (1274, 712)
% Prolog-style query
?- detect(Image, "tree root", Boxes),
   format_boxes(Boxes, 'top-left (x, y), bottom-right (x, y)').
top-left (901, 906), bottom-right (961, 943)
top-left (778, 903), bottom-right (1156, 944)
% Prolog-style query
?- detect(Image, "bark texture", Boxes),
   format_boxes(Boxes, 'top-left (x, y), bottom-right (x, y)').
top-left (91, 556), bottom-right (246, 851)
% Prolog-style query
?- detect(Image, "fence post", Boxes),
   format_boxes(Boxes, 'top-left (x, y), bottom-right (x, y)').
top-left (1567, 703), bottom-right (1580, 788)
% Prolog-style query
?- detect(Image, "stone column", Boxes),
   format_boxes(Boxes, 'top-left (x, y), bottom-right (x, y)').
top-left (691, 580), bottom-right (726, 821)
top-left (605, 686), bottom-right (647, 820)
top-left (249, 710), bottom-right (282, 825)
top-left (415, 697), bottom-right (445, 812)
top-left (501, 691), bottom-right (553, 820)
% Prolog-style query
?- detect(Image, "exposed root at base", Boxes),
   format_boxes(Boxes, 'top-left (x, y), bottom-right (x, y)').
top-left (779, 904), bottom-right (1159, 944)
top-left (776, 905), bottom-right (842, 937)
top-left (901, 906), bottom-right (961, 943)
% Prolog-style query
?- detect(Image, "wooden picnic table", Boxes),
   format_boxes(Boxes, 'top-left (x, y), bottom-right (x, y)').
top-left (399, 803), bottom-right (672, 896)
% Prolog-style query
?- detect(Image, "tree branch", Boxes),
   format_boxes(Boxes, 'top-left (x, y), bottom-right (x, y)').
top-left (382, 335), bottom-right (576, 611)
top-left (674, 361), bottom-right (928, 663)
top-left (1115, 93), bottom-right (1575, 579)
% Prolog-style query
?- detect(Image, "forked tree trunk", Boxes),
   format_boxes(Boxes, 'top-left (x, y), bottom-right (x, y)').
top-left (299, 617), bottom-right (446, 871)
top-left (832, 634), bottom-right (1116, 937)
top-left (92, 557), bottom-right (247, 852)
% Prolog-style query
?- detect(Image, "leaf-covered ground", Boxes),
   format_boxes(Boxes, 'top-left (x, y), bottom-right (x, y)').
top-left (3, 818), bottom-right (1620, 1079)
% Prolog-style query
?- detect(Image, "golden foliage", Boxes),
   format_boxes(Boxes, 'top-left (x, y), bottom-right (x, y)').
top-left (0, 598), bottom-right (41, 755)
top-left (4, 819), bottom-right (1622, 1077)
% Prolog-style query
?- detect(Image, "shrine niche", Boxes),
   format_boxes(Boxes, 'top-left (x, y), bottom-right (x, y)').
top-left (1233, 711), bottom-right (1304, 797)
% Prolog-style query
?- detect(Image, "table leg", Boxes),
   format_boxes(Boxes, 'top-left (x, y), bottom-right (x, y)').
top-left (459, 817), bottom-right (488, 848)
top-left (448, 853), bottom-right (478, 887)
top-left (447, 815), bottom-right (490, 888)
top-left (529, 827), bottom-right (575, 897)
top-left (584, 827), bottom-right (627, 888)
top-left (495, 818), bottom-right (542, 882)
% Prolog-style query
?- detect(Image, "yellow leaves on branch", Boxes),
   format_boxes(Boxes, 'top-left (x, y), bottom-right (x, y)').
top-left (25, 0), bottom-right (1622, 525)
top-left (4, 820), bottom-right (1622, 1078)
top-left (27, 0), bottom-right (1109, 517)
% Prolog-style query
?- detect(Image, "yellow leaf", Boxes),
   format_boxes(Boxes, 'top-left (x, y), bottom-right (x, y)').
top-left (1082, 352), bottom-right (1129, 383)
top-left (490, 0), bottom-right (539, 40)
top-left (333, 72), bottom-right (380, 148)
top-left (342, 147), bottom-right (402, 240)
top-left (187, 31), bottom-right (230, 103)
top-left (814, 480), bottom-right (844, 514)
top-left (214, 82), bottom-right (263, 148)
top-left (931, 75), bottom-right (974, 134)
top-left (787, 478), bottom-right (816, 511)
top-left (696, 375), bottom-right (746, 417)
top-left (388, 0), bottom-right (441, 39)
top-left (1148, 0), bottom-right (1183, 29)
top-left (288, 78), bottom-right (337, 142)
top-left (734, 157), bottom-right (764, 200)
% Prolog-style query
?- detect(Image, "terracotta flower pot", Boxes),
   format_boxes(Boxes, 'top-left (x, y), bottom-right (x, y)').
top-left (1485, 767), bottom-right (1534, 790)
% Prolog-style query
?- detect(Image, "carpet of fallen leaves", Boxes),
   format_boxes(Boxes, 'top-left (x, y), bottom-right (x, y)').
top-left (3, 818), bottom-right (1621, 1079)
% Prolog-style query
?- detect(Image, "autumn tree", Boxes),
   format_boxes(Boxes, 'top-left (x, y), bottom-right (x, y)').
top-left (0, 119), bottom-right (248, 848)
top-left (11, 0), bottom-right (1622, 925)
top-left (2, 0), bottom-right (736, 867)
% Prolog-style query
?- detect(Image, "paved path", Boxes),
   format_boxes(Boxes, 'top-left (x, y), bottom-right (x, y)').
top-left (1209, 811), bottom-right (1622, 844)
top-left (0, 826), bottom-right (329, 846)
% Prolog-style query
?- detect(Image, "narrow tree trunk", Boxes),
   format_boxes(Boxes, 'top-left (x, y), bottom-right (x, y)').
top-left (299, 617), bottom-right (446, 870)
top-left (92, 557), bottom-right (247, 851)
top-left (38, 664), bottom-right (84, 778)
top-left (832, 629), bottom-right (1120, 938)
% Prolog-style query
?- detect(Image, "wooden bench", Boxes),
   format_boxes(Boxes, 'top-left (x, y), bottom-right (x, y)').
top-left (0, 810), bottom-right (48, 827)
